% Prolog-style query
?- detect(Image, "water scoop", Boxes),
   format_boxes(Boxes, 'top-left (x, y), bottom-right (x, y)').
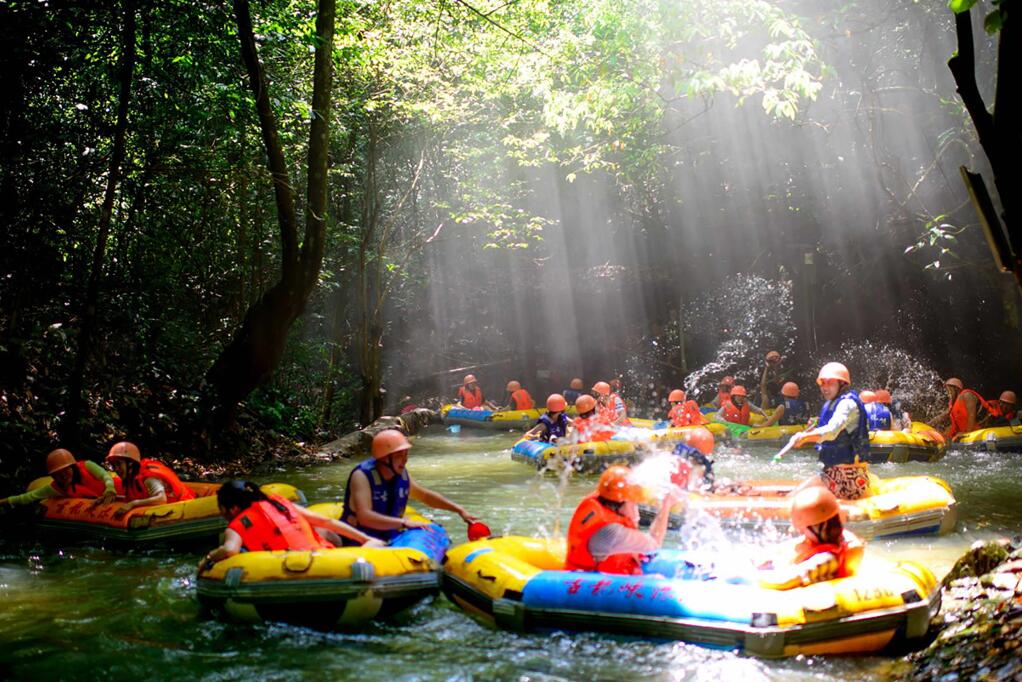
top-left (771, 435), bottom-right (800, 464)
top-left (467, 521), bottom-right (492, 541)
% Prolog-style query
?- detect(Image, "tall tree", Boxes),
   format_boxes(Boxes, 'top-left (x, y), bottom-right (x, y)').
top-left (205, 0), bottom-right (336, 427)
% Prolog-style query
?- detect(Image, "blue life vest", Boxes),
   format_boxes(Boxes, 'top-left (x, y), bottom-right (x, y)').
top-left (341, 458), bottom-right (410, 541)
top-left (864, 403), bottom-right (892, 430)
top-left (537, 412), bottom-right (570, 442)
top-left (816, 390), bottom-right (870, 467)
top-left (778, 397), bottom-right (809, 425)
top-left (563, 389), bottom-right (582, 406)
top-left (672, 443), bottom-right (714, 484)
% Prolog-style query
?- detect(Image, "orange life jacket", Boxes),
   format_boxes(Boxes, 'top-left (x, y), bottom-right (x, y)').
top-left (228, 495), bottom-right (332, 552)
top-left (510, 389), bottom-right (534, 410)
top-left (54, 461), bottom-right (122, 498)
top-left (792, 529), bottom-right (864, 578)
top-left (458, 385), bottom-right (484, 409)
top-left (608, 393), bottom-right (631, 426)
top-left (124, 459), bottom-right (196, 503)
top-left (573, 414), bottom-right (614, 443)
top-left (565, 493), bottom-right (643, 575)
top-left (721, 399), bottom-right (751, 425)
top-left (668, 401), bottom-right (705, 427)
top-left (948, 389), bottom-right (994, 438)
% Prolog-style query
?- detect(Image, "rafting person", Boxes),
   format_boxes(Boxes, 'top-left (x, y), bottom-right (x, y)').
top-left (715, 385), bottom-right (767, 426)
top-left (944, 377), bottom-right (996, 438)
top-left (0, 448), bottom-right (120, 509)
top-left (340, 429), bottom-right (479, 544)
top-left (563, 378), bottom-right (584, 406)
top-left (710, 376), bottom-right (735, 409)
top-left (593, 380), bottom-right (630, 426)
top-left (758, 487), bottom-right (863, 589)
top-left (503, 380), bottom-right (535, 411)
top-left (860, 390), bottom-right (893, 430)
top-left (565, 465), bottom-right (678, 575)
top-left (524, 394), bottom-right (571, 443)
top-left (105, 441), bottom-right (195, 517)
top-left (873, 389), bottom-right (911, 430)
top-left (455, 374), bottom-right (493, 409)
top-left (666, 389), bottom-right (705, 427)
top-left (567, 394), bottom-right (615, 443)
top-left (759, 350), bottom-right (791, 409)
top-left (200, 480), bottom-right (384, 568)
top-left (669, 427), bottom-right (716, 490)
top-left (990, 391), bottom-right (1019, 426)
top-left (784, 362), bottom-right (871, 501)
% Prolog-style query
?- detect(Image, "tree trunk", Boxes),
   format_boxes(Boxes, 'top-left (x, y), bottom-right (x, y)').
top-left (206, 0), bottom-right (335, 428)
top-left (63, 0), bottom-right (136, 446)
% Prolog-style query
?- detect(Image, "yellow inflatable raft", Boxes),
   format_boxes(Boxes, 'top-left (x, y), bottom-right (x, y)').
top-left (740, 422), bottom-right (946, 463)
top-left (28, 478), bottom-right (302, 544)
top-left (442, 536), bottom-right (939, 658)
top-left (197, 505), bottom-right (450, 628)
top-left (954, 424), bottom-right (1022, 453)
top-left (641, 473), bottom-right (957, 539)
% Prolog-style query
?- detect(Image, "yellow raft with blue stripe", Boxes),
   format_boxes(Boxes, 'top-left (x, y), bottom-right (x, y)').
top-left (27, 478), bottom-right (303, 544)
top-left (739, 422), bottom-right (947, 463)
top-left (953, 424), bottom-right (1022, 453)
top-left (442, 536), bottom-right (939, 657)
top-left (197, 504), bottom-right (450, 628)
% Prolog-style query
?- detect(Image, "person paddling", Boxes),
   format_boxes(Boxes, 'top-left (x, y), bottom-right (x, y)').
top-left (1, 449), bottom-right (120, 509)
top-left (340, 430), bottom-right (479, 544)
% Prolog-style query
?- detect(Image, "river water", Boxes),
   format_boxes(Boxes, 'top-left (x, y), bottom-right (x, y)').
top-left (2, 430), bottom-right (1019, 681)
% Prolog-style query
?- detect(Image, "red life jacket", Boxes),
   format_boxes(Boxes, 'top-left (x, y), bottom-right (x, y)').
top-left (565, 493), bottom-right (642, 575)
top-left (458, 385), bottom-right (484, 409)
top-left (792, 530), bottom-right (864, 578)
top-left (721, 399), bottom-right (751, 425)
top-left (124, 459), bottom-right (196, 503)
top-left (510, 389), bottom-right (534, 410)
top-left (948, 389), bottom-right (994, 437)
top-left (668, 401), bottom-right (705, 427)
top-left (228, 495), bottom-right (333, 552)
top-left (54, 461), bottom-right (121, 498)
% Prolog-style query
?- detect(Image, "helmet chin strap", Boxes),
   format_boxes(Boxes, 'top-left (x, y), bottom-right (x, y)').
top-left (378, 455), bottom-right (398, 477)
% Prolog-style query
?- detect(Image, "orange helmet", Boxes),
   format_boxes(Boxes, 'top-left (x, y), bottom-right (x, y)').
top-left (766, 350), bottom-right (781, 363)
top-left (944, 377), bottom-right (963, 390)
top-left (1000, 390), bottom-right (1017, 405)
top-left (106, 441), bottom-right (141, 463)
top-left (859, 390), bottom-right (876, 403)
top-left (721, 375), bottom-right (735, 386)
top-left (781, 382), bottom-right (800, 398)
top-left (684, 426), bottom-right (715, 455)
top-left (730, 385), bottom-right (747, 397)
top-left (45, 448), bottom-right (76, 475)
top-left (592, 381), bottom-right (611, 396)
top-left (570, 378), bottom-right (583, 390)
top-left (371, 429), bottom-right (411, 459)
top-left (506, 380), bottom-right (521, 392)
top-left (790, 486), bottom-right (841, 532)
top-left (874, 389), bottom-right (892, 404)
top-left (668, 389), bottom-right (686, 402)
top-left (817, 362), bottom-right (850, 386)
top-left (597, 465), bottom-right (644, 503)
top-left (575, 394), bottom-right (597, 413)
top-left (546, 393), bottom-right (567, 412)
top-left (464, 374), bottom-right (477, 385)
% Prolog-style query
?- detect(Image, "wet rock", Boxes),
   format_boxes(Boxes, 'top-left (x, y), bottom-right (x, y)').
top-left (314, 408), bottom-right (442, 461)
top-left (941, 539), bottom-right (1012, 587)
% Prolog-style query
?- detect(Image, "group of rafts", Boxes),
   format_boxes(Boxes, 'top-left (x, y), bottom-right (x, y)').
top-left (13, 391), bottom-right (1017, 660)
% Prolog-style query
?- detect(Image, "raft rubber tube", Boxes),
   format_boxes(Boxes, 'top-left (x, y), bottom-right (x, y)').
top-left (953, 424), bottom-right (1022, 453)
top-left (28, 479), bottom-right (304, 544)
top-left (639, 473), bottom-right (957, 539)
top-left (442, 405), bottom-right (542, 430)
top-left (441, 536), bottom-right (939, 658)
top-left (197, 505), bottom-right (450, 629)
top-left (738, 422), bottom-right (947, 464)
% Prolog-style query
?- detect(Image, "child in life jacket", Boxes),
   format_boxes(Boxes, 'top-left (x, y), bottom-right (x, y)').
top-left (567, 394), bottom-right (616, 444)
top-left (524, 394), bottom-right (571, 443)
top-left (757, 486), bottom-right (863, 589)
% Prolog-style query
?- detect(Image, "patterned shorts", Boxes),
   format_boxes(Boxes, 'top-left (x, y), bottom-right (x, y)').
top-left (821, 462), bottom-right (870, 500)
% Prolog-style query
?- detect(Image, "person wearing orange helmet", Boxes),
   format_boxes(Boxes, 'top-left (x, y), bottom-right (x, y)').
top-left (714, 384), bottom-right (767, 426)
top-left (567, 394), bottom-right (616, 444)
top-left (455, 374), bottom-right (494, 410)
top-left (990, 390), bottom-right (1020, 426)
top-left (783, 363), bottom-right (870, 500)
top-left (758, 487), bottom-right (864, 589)
top-left (943, 377), bottom-right (997, 438)
top-left (565, 465), bottom-right (679, 575)
top-left (860, 390), bottom-right (894, 431)
top-left (340, 429), bottom-right (479, 543)
top-left (502, 380), bottom-right (535, 411)
top-left (710, 375), bottom-right (735, 409)
top-left (670, 427), bottom-right (716, 490)
top-left (592, 380), bottom-right (630, 426)
top-left (759, 350), bottom-right (792, 409)
top-left (105, 441), bottom-right (195, 517)
top-left (1, 448), bottom-right (121, 509)
top-left (666, 389), bottom-right (705, 427)
top-left (525, 394), bottom-right (572, 443)
top-left (563, 378), bottom-right (584, 406)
